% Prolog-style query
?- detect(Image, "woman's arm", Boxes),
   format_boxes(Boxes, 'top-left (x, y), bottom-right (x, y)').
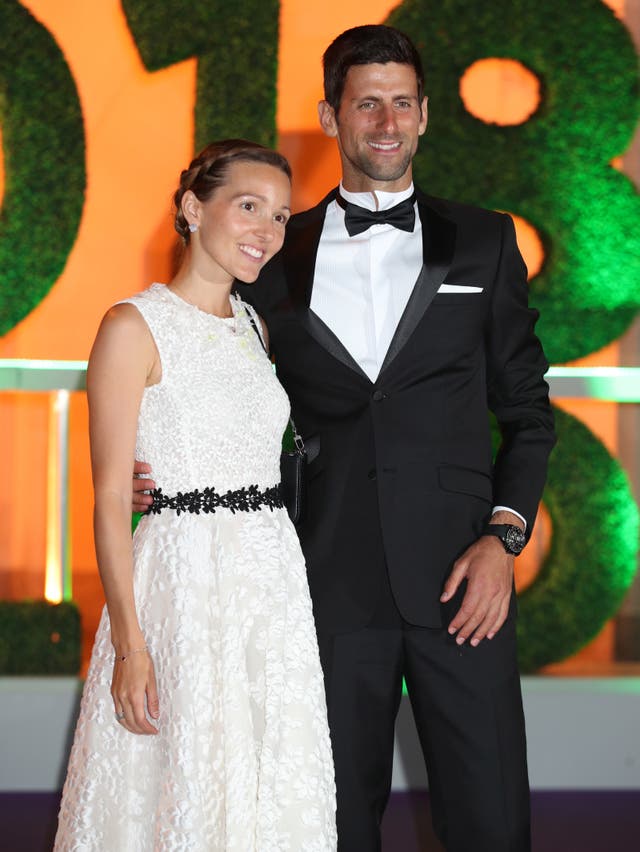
top-left (87, 302), bottom-right (160, 735)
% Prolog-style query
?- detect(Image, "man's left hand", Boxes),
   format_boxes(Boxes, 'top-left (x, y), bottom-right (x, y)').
top-left (440, 512), bottom-right (524, 646)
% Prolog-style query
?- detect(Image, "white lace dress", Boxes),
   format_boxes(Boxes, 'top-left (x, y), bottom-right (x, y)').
top-left (55, 284), bottom-right (336, 851)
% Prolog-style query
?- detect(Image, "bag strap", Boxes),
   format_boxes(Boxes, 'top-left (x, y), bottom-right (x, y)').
top-left (244, 306), bottom-right (305, 453)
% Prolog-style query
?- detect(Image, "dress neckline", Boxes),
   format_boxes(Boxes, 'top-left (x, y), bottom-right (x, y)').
top-left (158, 283), bottom-right (241, 323)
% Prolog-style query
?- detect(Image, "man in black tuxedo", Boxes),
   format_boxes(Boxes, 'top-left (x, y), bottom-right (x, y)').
top-left (135, 24), bottom-right (555, 852)
top-left (244, 25), bottom-right (555, 851)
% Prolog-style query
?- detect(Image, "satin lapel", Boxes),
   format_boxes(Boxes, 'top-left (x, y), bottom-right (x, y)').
top-left (379, 198), bottom-right (456, 376)
top-left (284, 205), bottom-right (325, 312)
top-left (284, 189), bottom-right (370, 382)
top-left (305, 310), bottom-right (371, 380)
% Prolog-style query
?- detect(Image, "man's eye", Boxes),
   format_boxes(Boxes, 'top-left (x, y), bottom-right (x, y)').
top-left (396, 100), bottom-right (411, 109)
top-left (241, 201), bottom-right (255, 211)
top-left (274, 213), bottom-right (288, 225)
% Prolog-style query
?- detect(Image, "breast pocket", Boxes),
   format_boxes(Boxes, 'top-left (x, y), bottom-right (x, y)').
top-left (431, 293), bottom-right (485, 306)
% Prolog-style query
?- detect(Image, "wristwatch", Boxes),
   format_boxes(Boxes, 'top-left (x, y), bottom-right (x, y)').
top-left (482, 524), bottom-right (526, 555)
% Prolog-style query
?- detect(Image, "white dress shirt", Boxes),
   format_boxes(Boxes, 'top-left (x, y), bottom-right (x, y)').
top-left (311, 182), bottom-right (421, 382)
top-left (309, 181), bottom-right (525, 530)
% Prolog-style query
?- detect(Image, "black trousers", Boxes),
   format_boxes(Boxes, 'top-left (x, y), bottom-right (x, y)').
top-left (316, 577), bottom-right (531, 852)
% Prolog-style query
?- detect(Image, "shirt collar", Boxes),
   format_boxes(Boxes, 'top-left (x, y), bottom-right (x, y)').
top-left (338, 181), bottom-right (415, 212)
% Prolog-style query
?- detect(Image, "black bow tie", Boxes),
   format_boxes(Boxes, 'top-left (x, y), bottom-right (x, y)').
top-left (336, 192), bottom-right (416, 237)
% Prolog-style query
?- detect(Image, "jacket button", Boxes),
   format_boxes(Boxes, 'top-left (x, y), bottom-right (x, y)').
top-left (368, 469), bottom-right (377, 480)
top-left (372, 390), bottom-right (385, 401)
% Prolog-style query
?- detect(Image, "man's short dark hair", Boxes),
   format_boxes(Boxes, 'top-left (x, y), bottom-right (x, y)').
top-left (323, 25), bottom-right (425, 111)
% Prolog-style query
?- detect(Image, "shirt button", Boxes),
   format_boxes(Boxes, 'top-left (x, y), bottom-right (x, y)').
top-left (372, 390), bottom-right (385, 401)
top-left (368, 469), bottom-right (377, 480)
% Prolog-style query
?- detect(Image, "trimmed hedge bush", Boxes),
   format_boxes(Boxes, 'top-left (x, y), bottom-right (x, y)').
top-left (517, 407), bottom-right (640, 671)
top-left (121, 0), bottom-right (280, 149)
top-left (0, 600), bottom-right (81, 675)
top-left (389, 0), bottom-right (640, 363)
top-left (0, 1), bottom-right (85, 335)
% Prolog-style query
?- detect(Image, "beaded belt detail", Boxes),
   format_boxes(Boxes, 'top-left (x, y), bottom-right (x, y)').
top-left (144, 484), bottom-right (284, 516)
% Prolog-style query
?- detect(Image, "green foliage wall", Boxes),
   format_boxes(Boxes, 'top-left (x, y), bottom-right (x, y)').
top-left (0, 601), bottom-right (81, 675)
top-left (0, 1), bottom-right (86, 335)
top-left (390, 0), bottom-right (640, 365)
top-left (491, 409), bottom-right (640, 672)
top-left (121, 0), bottom-right (280, 150)
top-left (0, 0), bottom-right (638, 672)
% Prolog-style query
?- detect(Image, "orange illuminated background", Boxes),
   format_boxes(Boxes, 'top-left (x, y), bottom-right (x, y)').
top-left (0, 0), bottom-right (636, 673)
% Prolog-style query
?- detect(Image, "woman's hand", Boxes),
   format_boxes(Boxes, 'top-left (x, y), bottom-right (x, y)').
top-left (111, 649), bottom-right (160, 735)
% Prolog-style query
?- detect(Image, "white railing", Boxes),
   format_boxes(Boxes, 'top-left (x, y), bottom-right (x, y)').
top-left (1, 359), bottom-right (639, 602)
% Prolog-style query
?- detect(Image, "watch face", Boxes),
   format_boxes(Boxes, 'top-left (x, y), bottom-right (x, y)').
top-left (505, 526), bottom-right (526, 554)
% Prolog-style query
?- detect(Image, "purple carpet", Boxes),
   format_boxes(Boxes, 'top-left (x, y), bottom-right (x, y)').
top-left (381, 790), bottom-right (640, 851)
top-left (1, 790), bottom-right (639, 850)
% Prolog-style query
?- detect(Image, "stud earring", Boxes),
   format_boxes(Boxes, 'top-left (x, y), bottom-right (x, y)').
top-left (188, 223), bottom-right (198, 233)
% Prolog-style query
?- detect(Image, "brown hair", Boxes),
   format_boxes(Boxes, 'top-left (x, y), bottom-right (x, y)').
top-left (173, 139), bottom-right (292, 244)
top-left (323, 25), bottom-right (425, 112)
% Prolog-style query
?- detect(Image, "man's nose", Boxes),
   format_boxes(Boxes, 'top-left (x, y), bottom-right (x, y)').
top-left (377, 105), bottom-right (398, 133)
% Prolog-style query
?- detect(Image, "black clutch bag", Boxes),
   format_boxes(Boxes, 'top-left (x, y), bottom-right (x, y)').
top-left (245, 307), bottom-right (307, 524)
top-left (280, 420), bottom-right (307, 525)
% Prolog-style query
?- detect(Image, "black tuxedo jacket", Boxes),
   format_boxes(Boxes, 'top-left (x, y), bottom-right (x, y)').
top-left (237, 187), bottom-right (555, 635)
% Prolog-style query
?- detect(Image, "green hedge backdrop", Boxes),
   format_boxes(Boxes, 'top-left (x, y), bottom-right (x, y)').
top-left (0, 0), bottom-right (638, 673)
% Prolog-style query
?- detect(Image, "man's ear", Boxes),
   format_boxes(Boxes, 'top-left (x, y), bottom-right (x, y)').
top-left (318, 100), bottom-right (338, 138)
top-left (418, 96), bottom-right (429, 136)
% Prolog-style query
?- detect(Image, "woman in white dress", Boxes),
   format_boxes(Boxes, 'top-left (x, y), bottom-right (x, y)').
top-left (55, 140), bottom-right (336, 851)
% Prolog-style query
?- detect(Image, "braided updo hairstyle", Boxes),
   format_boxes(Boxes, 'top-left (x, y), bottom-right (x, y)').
top-left (173, 139), bottom-right (292, 244)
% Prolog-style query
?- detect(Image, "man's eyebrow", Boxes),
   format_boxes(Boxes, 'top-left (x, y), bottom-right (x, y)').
top-left (350, 93), bottom-right (419, 102)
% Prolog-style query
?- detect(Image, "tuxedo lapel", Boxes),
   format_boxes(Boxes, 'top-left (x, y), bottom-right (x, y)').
top-left (304, 311), bottom-right (371, 380)
top-left (283, 202), bottom-right (326, 312)
top-left (379, 196), bottom-right (456, 376)
top-left (282, 188), bottom-right (455, 382)
top-left (284, 189), bottom-right (370, 381)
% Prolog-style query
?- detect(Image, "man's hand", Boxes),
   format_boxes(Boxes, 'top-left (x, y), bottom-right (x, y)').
top-left (440, 512), bottom-right (524, 646)
top-left (132, 460), bottom-right (155, 513)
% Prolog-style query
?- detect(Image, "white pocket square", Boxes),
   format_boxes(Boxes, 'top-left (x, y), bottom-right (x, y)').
top-left (437, 284), bottom-right (483, 293)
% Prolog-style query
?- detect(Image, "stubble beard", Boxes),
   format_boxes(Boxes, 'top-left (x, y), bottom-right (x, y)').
top-left (346, 143), bottom-right (414, 186)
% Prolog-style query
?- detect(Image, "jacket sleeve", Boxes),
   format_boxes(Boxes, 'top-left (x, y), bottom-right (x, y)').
top-left (486, 213), bottom-right (556, 534)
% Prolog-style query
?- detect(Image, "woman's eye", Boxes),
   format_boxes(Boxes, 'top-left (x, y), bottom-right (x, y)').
top-left (241, 201), bottom-right (255, 212)
top-left (274, 214), bottom-right (288, 225)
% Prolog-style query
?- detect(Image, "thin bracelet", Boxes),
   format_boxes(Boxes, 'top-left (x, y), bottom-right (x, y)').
top-left (114, 646), bottom-right (148, 662)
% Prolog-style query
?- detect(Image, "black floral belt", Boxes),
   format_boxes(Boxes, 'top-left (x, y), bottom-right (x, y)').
top-left (144, 484), bottom-right (284, 516)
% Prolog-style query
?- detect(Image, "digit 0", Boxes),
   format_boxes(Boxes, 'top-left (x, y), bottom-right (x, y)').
top-left (0, 2), bottom-right (85, 334)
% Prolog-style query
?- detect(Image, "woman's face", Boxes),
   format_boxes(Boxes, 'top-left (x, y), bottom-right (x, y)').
top-left (186, 160), bottom-right (291, 284)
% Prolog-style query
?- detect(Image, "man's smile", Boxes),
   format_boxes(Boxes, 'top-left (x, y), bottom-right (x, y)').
top-left (367, 139), bottom-right (402, 152)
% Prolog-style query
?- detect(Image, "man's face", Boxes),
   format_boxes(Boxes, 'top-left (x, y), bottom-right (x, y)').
top-left (318, 62), bottom-right (428, 193)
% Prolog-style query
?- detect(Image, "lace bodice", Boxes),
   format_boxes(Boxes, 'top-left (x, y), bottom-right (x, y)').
top-left (122, 283), bottom-right (289, 495)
